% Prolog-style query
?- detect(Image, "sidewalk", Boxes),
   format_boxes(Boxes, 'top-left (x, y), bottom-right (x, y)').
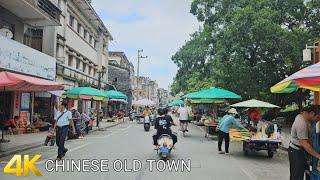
top-left (0, 119), bottom-right (122, 158)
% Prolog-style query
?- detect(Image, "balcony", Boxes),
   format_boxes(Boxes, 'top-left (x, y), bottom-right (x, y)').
top-left (1, 0), bottom-right (61, 26)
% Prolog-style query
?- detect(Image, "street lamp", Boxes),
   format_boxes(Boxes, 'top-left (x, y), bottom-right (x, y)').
top-left (136, 49), bottom-right (148, 88)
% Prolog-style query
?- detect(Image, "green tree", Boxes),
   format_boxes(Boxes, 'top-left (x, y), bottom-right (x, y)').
top-left (171, 0), bottom-right (320, 107)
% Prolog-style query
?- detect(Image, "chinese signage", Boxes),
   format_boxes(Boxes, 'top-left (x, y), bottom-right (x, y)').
top-left (0, 35), bottom-right (56, 80)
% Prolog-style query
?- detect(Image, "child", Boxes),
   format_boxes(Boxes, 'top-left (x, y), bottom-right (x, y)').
top-left (44, 124), bottom-right (55, 146)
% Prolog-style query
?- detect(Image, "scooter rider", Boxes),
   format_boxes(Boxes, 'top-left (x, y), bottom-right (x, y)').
top-left (153, 108), bottom-right (177, 149)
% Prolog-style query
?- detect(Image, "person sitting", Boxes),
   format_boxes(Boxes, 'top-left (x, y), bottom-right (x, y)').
top-left (3, 116), bottom-right (19, 135)
top-left (153, 108), bottom-right (177, 150)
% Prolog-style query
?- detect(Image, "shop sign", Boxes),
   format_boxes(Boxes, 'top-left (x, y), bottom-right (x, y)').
top-left (21, 93), bottom-right (31, 110)
top-left (0, 35), bottom-right (56, 80)
top-left (14, 93), bottom-right (20, 109)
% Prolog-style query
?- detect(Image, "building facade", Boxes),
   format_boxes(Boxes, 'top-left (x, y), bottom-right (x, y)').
top-left (52, 0), bottom-right (112, 111)
top-left (0, 0), bottom-right (61, 121)
top-left (108, 51), bottom-right (133, 110)
top-left (133, 76), bottom-right (159, 104)
top-left (157, 88), bottom-right (169, 105)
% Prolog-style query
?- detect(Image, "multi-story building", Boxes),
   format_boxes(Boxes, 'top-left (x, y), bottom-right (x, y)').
top-left (0, 0), bottom-right (62, 121)
top-left (52, 0), bottom-right (113, 111)
top-left (108, 51), bottom-right (133, 110)
top-left (157, 88), bottom-right (169, 105)
top-left (133, 76), bottom-right (159, 104)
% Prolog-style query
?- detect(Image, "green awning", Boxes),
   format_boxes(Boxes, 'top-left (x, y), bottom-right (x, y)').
top-left (104, 90), bottom-right (127, 99)
top-left (183, 87), bottom-right (241, 99)
top-left (169, 99), bottom-right (185, 106)
top-left (62, 87), bottom-right (107, 101)
top-left (190, 99), bottom-right (225, 104)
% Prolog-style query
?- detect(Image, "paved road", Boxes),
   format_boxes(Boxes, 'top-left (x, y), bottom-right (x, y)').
top-left (0, 120), bottom-right (289, 180)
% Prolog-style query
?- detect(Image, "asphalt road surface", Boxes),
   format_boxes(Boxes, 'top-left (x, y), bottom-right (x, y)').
top-left (0, 120), bottom-right (289, 180)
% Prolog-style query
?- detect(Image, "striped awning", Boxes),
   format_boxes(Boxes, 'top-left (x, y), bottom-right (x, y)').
top-left (271, 62), bottom-right (320, 93)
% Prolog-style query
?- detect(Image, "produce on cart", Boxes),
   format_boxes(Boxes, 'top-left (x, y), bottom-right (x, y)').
top-left (230, 120), bottom-right (282, 158)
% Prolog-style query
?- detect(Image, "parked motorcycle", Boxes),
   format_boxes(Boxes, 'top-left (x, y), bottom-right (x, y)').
top-left (157, 134), bottom-right (173, 160)
top-left (144, 116), bottom-right (151, 131)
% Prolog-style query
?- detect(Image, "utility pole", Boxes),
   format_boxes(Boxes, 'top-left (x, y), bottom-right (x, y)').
top-left (136, 49), bottom-right (148, 89)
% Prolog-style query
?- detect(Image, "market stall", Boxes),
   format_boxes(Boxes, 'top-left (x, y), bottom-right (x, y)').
top-left (270, 62), bottom-right (320, 178)
top-left (104, 90), bottom-right (128, 118)
top-left (230, 99), bottom-right (281, 158)
top-left (62, 87), bottom-right (108, 128)
top-left (183, 87), bottom-right (241, 139)
top-left (0, 71), bottom-right (64, 142)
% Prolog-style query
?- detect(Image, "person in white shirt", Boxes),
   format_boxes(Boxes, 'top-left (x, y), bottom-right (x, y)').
top-left (178, 104), bottom-right (190, 132)
top-left (54, 100), bottom-right (75, 160)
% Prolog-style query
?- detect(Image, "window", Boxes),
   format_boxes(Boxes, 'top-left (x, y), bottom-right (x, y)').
top-left (94, 69), bottom-right (97, 77)
top-left (68, 55), bottom-right (73, 66)
top-left (94, 40), bottom-right (96, 48)
top-left (83, 63), bottom-right (86, 73)
top-left (89, 35), bottom-right (92, 44)
top-left (77, 23), bottom-right (81, 34)
top-left (69, 15), bottom-right (74, 27)
top-left (83, 30), bottom-right (87, 39)
top-left (76, 59), bottom-right (80, 69)
top-left (88, 66), bottom-right (92, 75)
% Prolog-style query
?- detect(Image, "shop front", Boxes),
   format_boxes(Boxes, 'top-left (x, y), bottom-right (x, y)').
top-left (0, 35), bottom-right (63, 134)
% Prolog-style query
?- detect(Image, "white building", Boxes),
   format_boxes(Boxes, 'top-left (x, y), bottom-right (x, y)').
top-left (0, 0), bottom-right (62, 120)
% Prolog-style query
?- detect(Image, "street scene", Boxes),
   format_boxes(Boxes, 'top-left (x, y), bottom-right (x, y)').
top-left (0, 0), bottom-right (320, 180)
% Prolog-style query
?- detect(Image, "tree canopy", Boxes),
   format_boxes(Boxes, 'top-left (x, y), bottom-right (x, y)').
top-left (171, 0), bottom-right (320, 106)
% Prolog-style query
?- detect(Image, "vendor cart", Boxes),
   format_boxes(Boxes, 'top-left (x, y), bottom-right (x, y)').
top-left (242, 139), bottom-right (281, 158)
top-left (204, 123), bottom-right (218, 140)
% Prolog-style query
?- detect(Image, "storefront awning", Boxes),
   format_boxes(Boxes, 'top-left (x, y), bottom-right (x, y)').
top-left (0, 71), bottom-right (64, 91)
top-left (109, 99), bottom-right (128, 104)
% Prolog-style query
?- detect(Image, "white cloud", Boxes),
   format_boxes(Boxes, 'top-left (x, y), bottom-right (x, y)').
top-left (91, 0), bottom-right (200, 89)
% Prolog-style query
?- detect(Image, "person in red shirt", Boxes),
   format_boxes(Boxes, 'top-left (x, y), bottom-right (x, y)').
top-left (248, 108), bottom-right (261, 126)
top-left (4, 116), bottom-right (18, 135)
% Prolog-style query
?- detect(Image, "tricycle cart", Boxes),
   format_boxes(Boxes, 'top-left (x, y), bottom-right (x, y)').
top-left (242, 139), bottom-right (281, 158)
top-left (204, 123), bottom-right (218, 140)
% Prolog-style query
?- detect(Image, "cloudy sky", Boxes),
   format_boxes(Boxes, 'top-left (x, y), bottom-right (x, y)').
top-left (91, 0), bottom-right (200, 89)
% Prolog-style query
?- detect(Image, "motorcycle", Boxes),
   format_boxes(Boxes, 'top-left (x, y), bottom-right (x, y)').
top-left (157, 134), bottom-right (173, 160)
top-left (144, 116), bottom-right (151, 131)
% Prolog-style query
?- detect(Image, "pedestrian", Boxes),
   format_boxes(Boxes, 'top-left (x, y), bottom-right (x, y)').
top-left (71, 107), bottom-right (83, 139)
top-left (177, 104), bottom-right (191, 132)
top-left (217, 108), bottom-right (244, 154)
top-left (288, 106), bottom-right (320, 180)
top-left (44, 123), bottom-right (55, 146)
top-left (81, 112), bottom-right (91, 134)
top-left (54, 100), bottom-right (75, 161)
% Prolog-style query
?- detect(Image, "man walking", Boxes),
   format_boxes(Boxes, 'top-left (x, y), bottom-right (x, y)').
top-left (288, 106), bottom-right (320, 180)
top-left (178, 104), bottom-right (190, 132)
top-left (54, 100), bottom-right (75, 161)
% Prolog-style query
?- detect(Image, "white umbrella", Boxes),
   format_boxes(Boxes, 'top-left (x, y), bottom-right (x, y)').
top-left (230, 99), bottom-right (280, 108)
top-left (132, 99), bottom-right (156, 106)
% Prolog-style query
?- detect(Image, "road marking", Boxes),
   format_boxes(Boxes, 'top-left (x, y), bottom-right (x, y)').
top-left (36, 142), bottom-right (92, 164)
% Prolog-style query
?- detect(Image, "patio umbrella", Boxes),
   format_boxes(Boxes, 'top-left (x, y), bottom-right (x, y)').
top-left (271, 62), bottom-right (320, 93)
top-left (230, 99), bottom-right (280, 108)
top-left (132, 99), bottom-right (156, 106)
top-left (62, 87), bottom-right (107, 101)
top-left (0, 71), bottom-right (64, 91)
top-left (169, 99), bottom-right (185, 106)
top-left (104, 90), bottom-right (127, 99)
top-left (183, 87), bottom-right (241, 99)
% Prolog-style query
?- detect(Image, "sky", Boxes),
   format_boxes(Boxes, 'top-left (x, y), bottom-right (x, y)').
top-left (91, 0), bottom-right (200, 89)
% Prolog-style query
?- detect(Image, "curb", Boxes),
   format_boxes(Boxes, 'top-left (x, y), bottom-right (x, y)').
top-left (0, 122), bottom-right (122, 158)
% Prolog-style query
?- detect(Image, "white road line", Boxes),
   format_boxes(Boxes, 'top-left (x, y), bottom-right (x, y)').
top-left (37, 142), bottom-right (92, 164)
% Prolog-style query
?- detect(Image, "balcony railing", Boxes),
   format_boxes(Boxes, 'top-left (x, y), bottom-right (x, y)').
top-left (37, 0), bottom-right (61, 22)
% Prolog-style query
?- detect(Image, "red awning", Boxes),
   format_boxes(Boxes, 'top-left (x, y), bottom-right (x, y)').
top-left (0, 71), bottom-right (64, 91)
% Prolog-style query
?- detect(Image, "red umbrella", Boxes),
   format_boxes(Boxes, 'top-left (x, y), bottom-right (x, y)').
top-left (0, 71), bottom-right (64, 91)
